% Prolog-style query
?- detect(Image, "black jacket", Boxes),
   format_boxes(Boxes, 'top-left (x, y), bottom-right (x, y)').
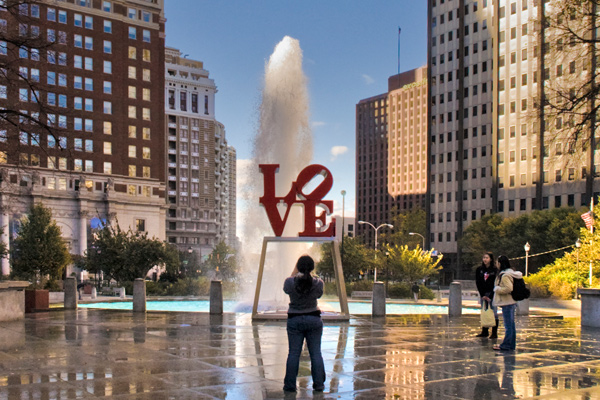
top-left (475, 265), bottom-right (498, 299)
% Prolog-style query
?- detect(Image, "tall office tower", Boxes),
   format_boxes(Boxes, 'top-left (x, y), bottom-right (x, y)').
top-left (428, 0), bottom-right (494, 277)
top-left (226, 145), bottom-right (237, 249)
top-left (356, 67), bottom-right (428, 247)
top-left (213, 122), bottom-right (236, 249)
top-left (356, 94), bottom-right (390, 247)
top-left (0, 0), bottom-right (166, 276)
top-left (428, 0), bottom-right (599, 278)
top-left (387, 66), bottom-right (428, 212)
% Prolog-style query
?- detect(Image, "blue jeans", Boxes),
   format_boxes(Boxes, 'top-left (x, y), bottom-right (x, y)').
top-left (284, 315), bottom-right (325, 391)
top-left (500, 304), bottom-right (517, 350)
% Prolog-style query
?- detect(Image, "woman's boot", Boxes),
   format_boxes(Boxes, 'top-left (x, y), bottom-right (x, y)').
top-left (475, 327), bottom-right (489, 337)
top-left (489, 319), bottom-right (499, 338)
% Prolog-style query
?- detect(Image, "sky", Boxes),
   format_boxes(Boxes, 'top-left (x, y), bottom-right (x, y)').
top-left (164, 1), bottom-right (427, 233)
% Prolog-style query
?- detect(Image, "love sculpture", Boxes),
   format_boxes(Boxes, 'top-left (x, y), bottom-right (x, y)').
top-left (259, 164), bottom-right (335, 237)
top-left (252, 163), bottom-right (349, 320)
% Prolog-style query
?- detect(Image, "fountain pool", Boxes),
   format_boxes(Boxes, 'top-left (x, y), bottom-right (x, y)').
top-left (79, 300), bottom-right (480, 315)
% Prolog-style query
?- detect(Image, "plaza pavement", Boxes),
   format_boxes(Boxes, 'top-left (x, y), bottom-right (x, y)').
top-left (0, 305), bottom-right (599, 399)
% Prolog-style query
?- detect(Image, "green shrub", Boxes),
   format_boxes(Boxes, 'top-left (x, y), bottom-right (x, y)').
top-left (146, 281), bottom-right (166, 296)
top-left (44, 279), bottom-right (62, 292)
top-left (419, 285), bottom-right (435, 300)
top-left (387, 282), bottom-right (411, 298)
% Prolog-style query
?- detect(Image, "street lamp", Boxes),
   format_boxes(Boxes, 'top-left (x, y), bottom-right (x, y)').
top-left (341, 190), bottom-right (346, 258)
top-left (358, 221), bottom-right (393, 282)
top-left (409, 232), bottom-right (425, 250)
top-left (575, 239), bottom-right (582, 298)
top-left (524, 242), bottom-right (531, 277)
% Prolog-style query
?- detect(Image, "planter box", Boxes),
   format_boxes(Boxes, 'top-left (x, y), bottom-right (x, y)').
top-left (25, 289), bottom-right (49, 313)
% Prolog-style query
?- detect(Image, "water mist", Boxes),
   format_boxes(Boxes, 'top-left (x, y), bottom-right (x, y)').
top-left (239, 36), bottom-right (314, 310)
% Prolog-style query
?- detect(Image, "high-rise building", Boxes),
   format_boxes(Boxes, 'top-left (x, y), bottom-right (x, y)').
top-left (427, 0), bottom-right (599, 278)
top-left (164, 48), bottom-right (235, 257)
top-left (0, 0), bottom-right (166, 276)
top-left (226, 145), bottom-right (237, 249)
top-left (356, 67), bottom-right (428, 246)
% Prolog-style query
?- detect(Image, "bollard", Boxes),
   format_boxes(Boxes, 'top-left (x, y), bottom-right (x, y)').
top-left (437, 289), bottom-right (442, 303)
top-left (119, 287), bottom-right (126, 299)
top-left (133, 279), bottom-right (146, 313)
top-left (372, 282), bottom-right (386, 317)
top-left (210, 280), bottom-right (223, 315)
top-left (64, 277), bottom-right (78, 310)
top-left (516, 299), bottom-right (529, 316)
top-left (448, 282), bottom-right (462, 317)
top-left (91, 287), bottom-right (97, 299)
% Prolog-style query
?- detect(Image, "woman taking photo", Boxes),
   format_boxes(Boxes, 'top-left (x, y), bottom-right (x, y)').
top-left (283, 255), bottom-right (325, 393)
top-left (474, 252), bottom-right (499, 338)
top-left (493, 255), bottom-right (522, 351)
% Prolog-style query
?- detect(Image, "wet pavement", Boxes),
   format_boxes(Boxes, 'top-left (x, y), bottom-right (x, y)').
top-left (0, 310), bottom-right (599, 399)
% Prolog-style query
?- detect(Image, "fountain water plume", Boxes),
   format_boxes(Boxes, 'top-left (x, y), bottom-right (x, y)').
top-left (239, 36), bottom-right (314, 309)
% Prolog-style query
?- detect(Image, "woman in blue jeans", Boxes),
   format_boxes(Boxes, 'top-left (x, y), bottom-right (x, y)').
top-left (492, 255), bottom-right (522, 351)
top-left (283, 255), bottom-right (325, 393)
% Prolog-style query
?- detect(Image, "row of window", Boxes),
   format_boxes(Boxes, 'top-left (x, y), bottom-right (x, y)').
top-left (432, 82), bottom-right (489, 107)
top-left (432, 125), bottom-right (489, 144)
top-left (433, 104), bottom-right (489, 124)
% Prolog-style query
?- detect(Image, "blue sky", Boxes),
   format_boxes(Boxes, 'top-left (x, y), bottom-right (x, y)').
top-left (164, 1), bottom-right (427, 221)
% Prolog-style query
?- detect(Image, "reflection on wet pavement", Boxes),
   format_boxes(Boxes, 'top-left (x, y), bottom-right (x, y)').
top-left (0, 310), bottom-right (598, 399)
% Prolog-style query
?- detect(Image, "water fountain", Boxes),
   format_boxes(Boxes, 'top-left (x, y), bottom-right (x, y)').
top-left (238, 36), bottom-right (325, 313)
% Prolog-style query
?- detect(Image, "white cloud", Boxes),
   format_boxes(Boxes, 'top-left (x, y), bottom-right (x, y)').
top-left (312, 121), bottom-right (326, 128)
top-left (330, 145), bottom-right (348, 161)
top-left (362, 74), bottom-right (375, 85)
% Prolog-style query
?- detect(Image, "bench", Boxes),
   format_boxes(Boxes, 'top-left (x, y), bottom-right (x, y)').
top-left (101, 287), bottom-right (122, 296)
top-left (438, 290), bottom-right (480, 299)
top-left (351, 291), bottom-right (373, 299)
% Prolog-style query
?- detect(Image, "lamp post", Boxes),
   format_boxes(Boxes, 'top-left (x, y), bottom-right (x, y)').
top-left (358, 221), bottom-right (393, 282)
top-left (341, 190), bottom-right (346, 259)
top-left (409, 232), bottom-right (425, 250)
top-left (575, 238), bottom-right (581, 298)
top-left (524, 242), bottom-right (530, 277)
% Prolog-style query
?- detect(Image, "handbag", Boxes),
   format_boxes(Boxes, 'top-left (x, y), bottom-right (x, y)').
top-left (480, 301), bottom-right (495, 328)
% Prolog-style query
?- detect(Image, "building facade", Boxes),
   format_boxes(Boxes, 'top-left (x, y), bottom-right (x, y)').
top-left (427, 0), bottom-right (600, 278)
top-left (164, 48), bottom-right (235, 257)
top-left (356, 68), bottom-right (428, 247)
top-left (0, 0), bottom-right (166, 275)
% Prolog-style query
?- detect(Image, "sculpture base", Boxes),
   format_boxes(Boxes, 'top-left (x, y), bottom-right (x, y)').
top-left (252, 310), bottom-right (350, 321)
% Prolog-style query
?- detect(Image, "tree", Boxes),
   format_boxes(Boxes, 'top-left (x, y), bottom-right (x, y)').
top-left (204, 241), bottom-right (237, 281)
top-left (317, 237), bottom-right (372, 281)
top-left (0, 1), bottom-right (73, 168)
top-left (380, 208), bottom-right (426, 249)
top-left (460, 208), bottom-right (584, 273)
top-left (84, 221), bottom-right (179, 283)
top-left (384, 244), bottom-right (443, 284)
top-left (530, 0), bottom-right (598, 195)
top-left (11, 203), bottom-right (70, 286)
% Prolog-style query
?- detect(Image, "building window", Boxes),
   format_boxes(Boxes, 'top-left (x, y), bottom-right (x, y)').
top-left (104, 40), bottom-right (111, 53)
top-left (142, 147), bottom-right (150, 159)
top-left (104, 162), bottom-right (112, 174)
top-left (104, 20), bottom-right (112, 33)
top-left (128, 145), bottom-right (136, 158)
top-left (128, 105), bottom-right (136, 118)
top-left (128, 26), bottom-right (136, 39)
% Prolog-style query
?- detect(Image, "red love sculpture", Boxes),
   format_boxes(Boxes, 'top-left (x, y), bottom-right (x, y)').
top-left (259, 164), bottom-right (336, 237)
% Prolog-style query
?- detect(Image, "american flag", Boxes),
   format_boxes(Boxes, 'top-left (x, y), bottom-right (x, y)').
top-left (581, 211), bottom-right (594, 230)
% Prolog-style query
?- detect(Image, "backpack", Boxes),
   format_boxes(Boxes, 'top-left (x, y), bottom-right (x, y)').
top-left (511, 277), bottom-right (530, 301)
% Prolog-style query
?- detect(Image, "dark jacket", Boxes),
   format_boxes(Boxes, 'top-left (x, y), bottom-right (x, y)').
top-left (475, 264), bottom-right (498, 300)
top-left (283, 275), bottom-right (323, 314)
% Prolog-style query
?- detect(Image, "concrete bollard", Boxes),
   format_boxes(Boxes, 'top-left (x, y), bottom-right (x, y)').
top-left (91, 287), bottom-right (97, 299)
top-left (119, 287), bottom-right (126, 299)
top-left (210, 280), bottom-right (223, 315)
top-left (133, 279), bottom-right (146, 313)
top-left (372, 282), bottom-right (386, 317)
top-left (448, 282), bottom-right (462, 317)
top-left (64, 277), bottom-right (78, 310)
top-left (579, 289), bottom-right (600, 328)
top-left (516, 299), bottom-right (530, 315)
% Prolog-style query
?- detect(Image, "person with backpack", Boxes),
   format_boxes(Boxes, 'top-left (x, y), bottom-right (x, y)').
top-left (283, 255), bottom-right (326, 393)
top-left (475, 252), bottom-right (499, 338)
top-left (492, 255), bottom-right (523, 351)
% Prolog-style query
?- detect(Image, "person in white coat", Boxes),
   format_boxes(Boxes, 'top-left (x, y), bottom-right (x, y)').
top-left (492, 255), bottom-right (522, 351)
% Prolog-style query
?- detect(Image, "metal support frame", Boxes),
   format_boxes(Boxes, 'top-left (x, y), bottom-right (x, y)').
top-left (251, 236), bottom-right (349, 319)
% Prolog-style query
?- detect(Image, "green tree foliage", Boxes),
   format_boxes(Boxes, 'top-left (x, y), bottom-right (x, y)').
top-left (317, 237), bottom-right (372, 281)
top-left (384, 244), bottom-right (443, 283)
top-left (11, 203), bottom-right (71, 286)
top-left (460, 208), bottom-right (584, 273)
top-left (380, 208), bottom-right (426, 249)
top-left (204, 241), bottom-right (237, 281)
top-left (527, 216), bottom-right (600, 298)
top-left (84, 221), bottom-right (179, 283)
